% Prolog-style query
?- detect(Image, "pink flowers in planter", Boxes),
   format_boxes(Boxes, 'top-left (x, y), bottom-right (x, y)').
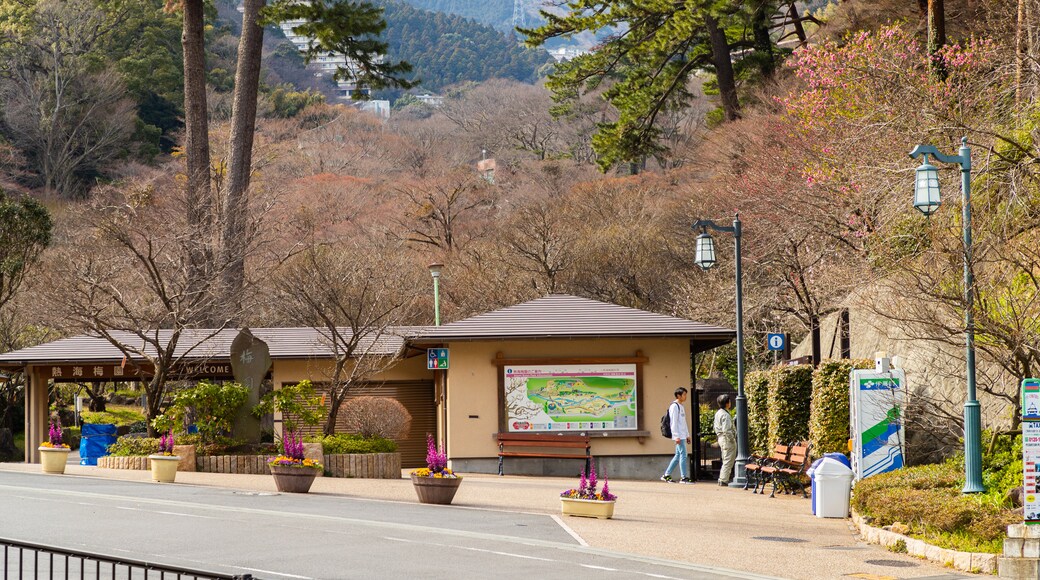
top-left (41, 421), bottom-right (68, 449)
top-left (561, 460), bottom-right (616, 501)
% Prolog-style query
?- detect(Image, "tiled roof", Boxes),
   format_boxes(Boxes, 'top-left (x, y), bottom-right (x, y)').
top-left (0, 327), bottom-right (418, 366)
top-left (0, 296), bottom-right (735, 366)
top-left (411, 295), bottom-right (734, 343)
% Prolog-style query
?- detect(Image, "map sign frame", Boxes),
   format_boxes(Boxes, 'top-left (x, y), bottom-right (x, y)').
top-left (503, 364), bottom-right (638, 432)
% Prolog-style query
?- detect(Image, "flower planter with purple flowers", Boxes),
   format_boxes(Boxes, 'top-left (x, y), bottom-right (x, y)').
top-left (559, 460), bottom-right (616, 519)
top-left (39, 420), bottom-right (71, 474)
top-left (410, 434), bottom-right (462, 505)
top-left (148, 431), bottom-right (181, 483)
top-left (268, 430), bottom-right (322, 493)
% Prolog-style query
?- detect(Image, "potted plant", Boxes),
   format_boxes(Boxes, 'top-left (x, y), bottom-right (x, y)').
top-left (410, 434), bottom-right (462, 505)
top-left (148, 431), bottom-right (181, 483)
top-left (560, 460), bottom-right (616, 519)
top-left (254, 380), bottom-right (326, 493)
top-left (39, 420), bottom-right (71, 474)
top-left (268, 429), bottom-right (323, 493)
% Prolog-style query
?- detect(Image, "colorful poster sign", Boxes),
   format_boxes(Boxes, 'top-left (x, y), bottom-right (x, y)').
top-left (503, 364), bottom-right (637, 432)
top-left (850, 369), bottom-right (906, 481)
top-left (1022, 379), bottom-right (1040, 524)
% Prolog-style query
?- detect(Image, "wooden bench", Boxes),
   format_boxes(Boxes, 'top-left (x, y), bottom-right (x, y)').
top-left (745, 443), bottom-right (789, 494)
top-left (496, 433), bottom-right (591, 476)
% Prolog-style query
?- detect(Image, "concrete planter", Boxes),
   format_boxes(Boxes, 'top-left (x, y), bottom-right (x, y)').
top-left (560, 497), bottom-right (615, 519)
top-left (148, 455), bottom-right (180, 483)
top-left (101, 451), bottom-right (402, 479)
top-left (39, 447), bottom-right (71, 474)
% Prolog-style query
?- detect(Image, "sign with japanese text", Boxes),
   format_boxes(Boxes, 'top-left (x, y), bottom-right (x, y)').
top-left (850, 369), bottom-right (906, 481)
top-left (504, 364), bottom-right (637, 432)
top-left (43, 362), bottom-right (235, 381)
top-left (1023, 379), bottom-right (1040, 524)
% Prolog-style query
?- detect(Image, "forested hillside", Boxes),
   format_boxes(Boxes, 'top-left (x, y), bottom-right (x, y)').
top-left (397, 0), bottom-right (514, 31)
top-left (378, 1), bottom-right (553, 94)
top-left (0, 0), bottom-right (1037, 452)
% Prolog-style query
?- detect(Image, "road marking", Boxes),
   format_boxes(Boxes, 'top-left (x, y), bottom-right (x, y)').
top-left (550, 514), bottom-right (588, 546)
top-left (237, 566), bottom-right (313, 579)
top-left (581, 564), bottom-right (617, 570)
top-left (0, 481), bottom-right (784, 580)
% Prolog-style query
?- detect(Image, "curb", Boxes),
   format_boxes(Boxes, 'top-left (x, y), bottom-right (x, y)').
top-left (851, 511), bottom-right (996, 574)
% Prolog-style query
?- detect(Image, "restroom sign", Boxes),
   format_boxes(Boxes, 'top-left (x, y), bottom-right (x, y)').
top-left (427, 348), bottom-right (449, 370)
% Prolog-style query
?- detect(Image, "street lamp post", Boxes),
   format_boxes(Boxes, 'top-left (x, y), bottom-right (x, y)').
top-left (692, 214), bottom-right (748, 488)
top-left (429, 263), bottom-right (444, 326)
top-left (908, 137), bottom-right (985, 494)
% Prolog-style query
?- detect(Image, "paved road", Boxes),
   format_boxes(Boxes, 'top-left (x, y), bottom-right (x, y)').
top-left (0, 471), bottom-right (779, 580)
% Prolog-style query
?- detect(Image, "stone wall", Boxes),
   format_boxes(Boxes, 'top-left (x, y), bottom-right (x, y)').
top-left (851, 512), bottom-right (997, 574)
top-left (99, 452), bottom-right (401, 479)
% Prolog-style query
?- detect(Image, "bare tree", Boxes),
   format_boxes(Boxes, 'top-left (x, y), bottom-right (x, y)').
top-left (40, 175), bottom-right (251, 433)
top-left (0, 0), bottom-right (135, 198)
top-left (272, 237), bottom-right (424, 435)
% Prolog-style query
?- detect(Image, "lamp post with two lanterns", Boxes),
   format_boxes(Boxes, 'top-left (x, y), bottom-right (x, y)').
top-left (908, 136), bottom-right (985, 494)
top-left (692, 214), bottom-right (748, 488)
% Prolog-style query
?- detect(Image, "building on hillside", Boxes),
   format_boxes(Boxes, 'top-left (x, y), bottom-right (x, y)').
top-left (0, 295), bottom-right (734, 479)
top-left (415, 93), bottom-right (444, 107)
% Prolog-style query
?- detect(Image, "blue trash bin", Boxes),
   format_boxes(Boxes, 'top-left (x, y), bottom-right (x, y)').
top-left (810, 453), bottom-right (850, 514)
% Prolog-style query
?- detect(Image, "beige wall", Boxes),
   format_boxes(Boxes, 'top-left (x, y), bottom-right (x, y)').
top-left (444, 338), bottom-right (693, 460)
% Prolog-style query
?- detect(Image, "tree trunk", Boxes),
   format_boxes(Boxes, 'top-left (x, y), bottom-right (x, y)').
top-left (788, 3), bottom-right (807, 46)
top-left (752, 2), bottom-right (774, 77)
top-left (705, 14), bottom-right (740, 121)
top-left (181, 0), bottom-right (214, 299)
top-left (220, 0), bottom-right (266, 321)
top-left (927, 0), bottom-right (947, 77)
top-left (1017, 0), bottom-right (1027, 108)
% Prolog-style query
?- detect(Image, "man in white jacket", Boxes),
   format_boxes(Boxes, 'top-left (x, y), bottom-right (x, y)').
top-left (661, 387), bottom-right (694, 483)
top-left (714, 394), bottom-right (737, 486)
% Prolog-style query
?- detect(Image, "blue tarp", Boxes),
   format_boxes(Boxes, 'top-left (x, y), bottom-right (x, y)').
top-left (79, 423), bottom-right (117, 466)
top-left (81, 423), bottom-right (117, 436)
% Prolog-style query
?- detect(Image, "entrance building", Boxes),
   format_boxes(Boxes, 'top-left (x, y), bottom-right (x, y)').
top-left (0, 295), bottom-right (733, 478)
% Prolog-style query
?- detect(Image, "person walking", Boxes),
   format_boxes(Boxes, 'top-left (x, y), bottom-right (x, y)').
top-left (661, 387), bottom-right (694, 484)
top-left (714, 394), bottom-right (737, 486)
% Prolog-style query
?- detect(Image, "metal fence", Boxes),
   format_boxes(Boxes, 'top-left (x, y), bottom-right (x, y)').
top-left (1, 538), bottom-right (253, 580)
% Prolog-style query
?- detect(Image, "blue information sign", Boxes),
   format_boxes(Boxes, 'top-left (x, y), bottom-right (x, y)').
top-left (767, 333), bottom-right (786, 351)
top-left (427, 348), bottom-right (449, 370)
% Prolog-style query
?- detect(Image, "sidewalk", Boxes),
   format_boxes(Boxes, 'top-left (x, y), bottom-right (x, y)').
top-left (0, 462), bottom-right (970, 579)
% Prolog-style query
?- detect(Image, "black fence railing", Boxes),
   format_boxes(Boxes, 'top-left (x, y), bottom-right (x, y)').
top-left (1, 537), bottom-right (254, 580)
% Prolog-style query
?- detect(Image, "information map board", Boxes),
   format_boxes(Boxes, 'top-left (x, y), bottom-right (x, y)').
top-left (503, 364), bottom-right (637, 432)
top-left (850, 369), bottom-right (906, 481)
top-left (1022, 379), bottom-right (1040, 524)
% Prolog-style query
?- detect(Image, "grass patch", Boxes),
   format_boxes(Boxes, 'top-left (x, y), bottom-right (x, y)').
top-left (81, 405), bottom-right (146, 427)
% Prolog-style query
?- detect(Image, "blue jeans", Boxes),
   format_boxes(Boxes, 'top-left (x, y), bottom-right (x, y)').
top-left (664, 440), bottom-right (689, 479)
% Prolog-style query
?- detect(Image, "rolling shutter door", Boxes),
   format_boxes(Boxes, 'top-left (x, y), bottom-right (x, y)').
top-left (311, 381), bottom-right (436, 469)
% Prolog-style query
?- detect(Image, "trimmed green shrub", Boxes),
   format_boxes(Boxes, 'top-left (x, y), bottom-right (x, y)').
top-left (106, 436), bottom-right (160, 456)
top-left (766, 364), bottom-right (814, 450)
top-left (852, 460), bottom-right (1018, 553)
top-left (314, 433), bottom-right (398, 454)
top-left (744, 370), bottom-right (770, 455)
top-left (155, 381), bottom-right (249, 443)
top-left (809, 358), bottom-right (873, 456)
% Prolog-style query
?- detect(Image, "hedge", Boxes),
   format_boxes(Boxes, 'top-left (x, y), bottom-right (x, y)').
top-left (766, 364), bottom-right (814, 450)
top-left (808, 358), bottom-right (873, 455)
top-left (744, 370), bottom-right (770, 455)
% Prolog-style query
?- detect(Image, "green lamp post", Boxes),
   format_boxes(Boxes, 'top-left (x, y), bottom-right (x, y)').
top-left (429, 263), bottom-right (444, 326)
top-left (908, 137), bottom-right (985, 494)
top-left (692, 214), bottom-right (748, 488)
